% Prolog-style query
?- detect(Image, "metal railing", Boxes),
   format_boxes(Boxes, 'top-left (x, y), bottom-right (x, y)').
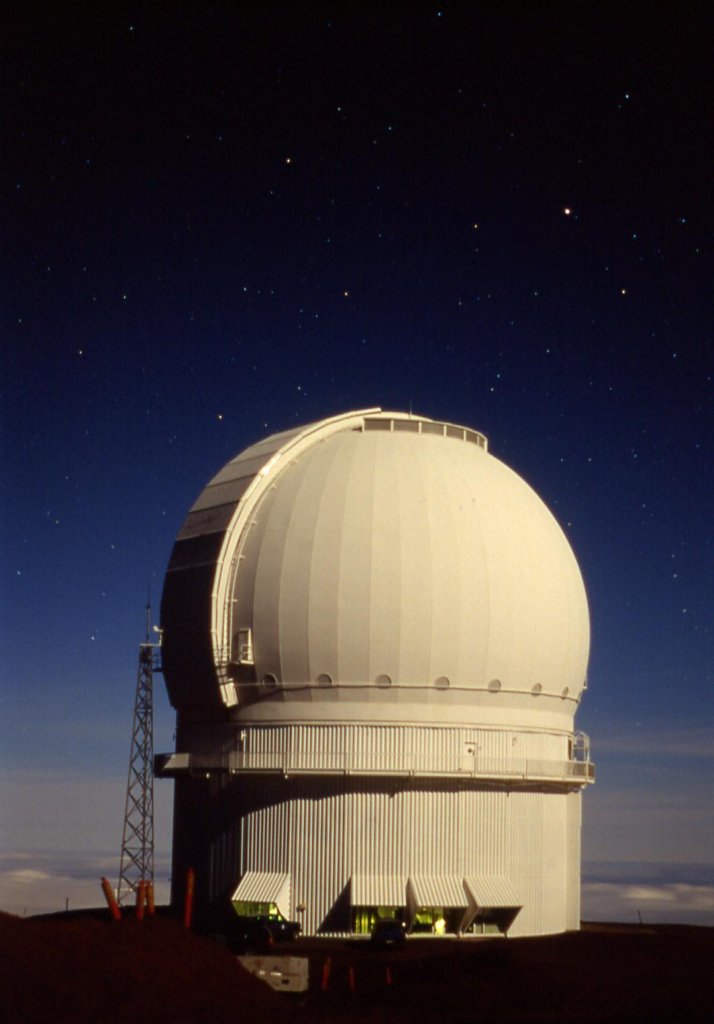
top-left (156, 749), bottom-right (595, 783)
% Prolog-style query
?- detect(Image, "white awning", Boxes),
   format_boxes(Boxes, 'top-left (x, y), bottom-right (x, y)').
top-left (409, 875), bottom-right (467, 908)
top-left (464, 876), bottom-right (521, 909)
top-left (351, 875), bottom-right (408, 906)
top-left (231, 872), bottom-right (291, 919)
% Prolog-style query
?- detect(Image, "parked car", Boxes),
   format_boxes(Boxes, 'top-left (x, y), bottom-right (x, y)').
top-left (231, 914), bottom-right (302, 953)
top-left (370, 919), bottom-right (407, 947)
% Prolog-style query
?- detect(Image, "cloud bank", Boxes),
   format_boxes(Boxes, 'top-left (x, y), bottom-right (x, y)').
top-left (582, 862), bottom-right (714, 925)
top-left (0, 850), bottom-right (171, 917)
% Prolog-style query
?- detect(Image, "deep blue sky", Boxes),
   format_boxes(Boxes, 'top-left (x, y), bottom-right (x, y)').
top-left (2, 4), bottom-right (712, 920)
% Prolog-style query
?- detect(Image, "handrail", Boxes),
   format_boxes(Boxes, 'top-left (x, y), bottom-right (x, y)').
top-left (155, 749), bottom-right (595, 783)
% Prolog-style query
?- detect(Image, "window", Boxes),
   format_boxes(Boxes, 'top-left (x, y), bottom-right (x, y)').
top-left (235, 627), bottom-right (253, 665)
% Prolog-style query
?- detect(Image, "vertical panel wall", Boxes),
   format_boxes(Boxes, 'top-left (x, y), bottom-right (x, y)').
top-left (565, 790), bottom-right (582, 930)
top-left (506, 790), bottom-right (542, 936)
top-left (181, 775), bottom-right (582, 937)
top-left (235, 722), bottom-right (570, 775)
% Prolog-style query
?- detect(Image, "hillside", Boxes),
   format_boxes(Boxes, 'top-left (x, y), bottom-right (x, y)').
top-left (2, 912), bottom-right (713, 1023)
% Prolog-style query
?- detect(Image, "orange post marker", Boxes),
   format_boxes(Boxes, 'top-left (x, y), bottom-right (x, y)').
top-left (100, 877), bottom-right (122, 922)
top-left (136, 880), bottom-right (145, 921)
top-left (183, 867), bottom-right (195, 929)
top-left (320, 956), bottom-right (332, 992)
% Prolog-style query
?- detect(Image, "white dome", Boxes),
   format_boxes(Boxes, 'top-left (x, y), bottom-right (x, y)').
top-left (162, 410), bottom-right (589, 726)
top-left (159, 409), bottom-right (594, 941)
top-left (234, 419), bottom-right (587, 696)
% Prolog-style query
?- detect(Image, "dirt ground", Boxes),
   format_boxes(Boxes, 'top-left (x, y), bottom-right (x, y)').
top-left (2, 910), bottom-right (713, 1023)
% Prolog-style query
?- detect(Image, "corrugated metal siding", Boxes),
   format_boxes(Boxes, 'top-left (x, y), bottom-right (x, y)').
top-left (542, 793), bottom-right (567, 934)
top-left (238, 723), bottom-right (570, 777)
top-left (507, 790), bottom-right (572, 937)
top-left (409, 876), bottom-right (467, 908)
top-left (507, 790), bottom-right (540, 936)
top-left (464, 876), bottom-right (520, 908)
top-left (213, 780), bottom-right (576, 936)
top-left (292, 784), bottom-right (351, 934)
top-left (185, 752), bottom-right (583, 937)
top-left (351, 875), bottom-right (407, 905)
top-left (565, 790), bottom-right (582, 930)
top-left (231, 871), bottom-right (291, 917)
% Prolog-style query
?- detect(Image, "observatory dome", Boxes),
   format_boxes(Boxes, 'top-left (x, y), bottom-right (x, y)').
top-left (159, 409), bottom-right (594, 939)
top-left (162, 409), bottom-right (589, 728)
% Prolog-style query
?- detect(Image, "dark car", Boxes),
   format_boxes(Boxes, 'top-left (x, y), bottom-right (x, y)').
top-left (370, 919), bottom-right (407, 948)
top-left (232, 915), bottom-right (302, 953)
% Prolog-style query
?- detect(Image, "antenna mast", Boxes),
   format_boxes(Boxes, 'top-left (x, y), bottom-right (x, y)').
top-left (117, 597), bottom-right (162, 906)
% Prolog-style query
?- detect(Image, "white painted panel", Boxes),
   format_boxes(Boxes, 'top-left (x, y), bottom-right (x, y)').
top-left (337, 434), bottom-right (375, 682)
top-left (394, 435), bottom-right (433, 683)
top-left (368, 433), bottom-right (403, 681)
top-left (252, 462), bottom-right (309, 681)
top-left (304, 437), bottom-right (355, 681)
top-left (275, 450), bottom-right (327, 683)
top-left (228, 423), bottom-right (588, 698)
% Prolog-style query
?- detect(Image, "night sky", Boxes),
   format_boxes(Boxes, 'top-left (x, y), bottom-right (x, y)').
top-left (2, 4), bottom-right (712, 921)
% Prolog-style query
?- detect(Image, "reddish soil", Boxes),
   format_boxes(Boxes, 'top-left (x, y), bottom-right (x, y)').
top-left (0, 910), bottom-right (296, 1024)
top-left (2, 912), bottom-right (713, 1023)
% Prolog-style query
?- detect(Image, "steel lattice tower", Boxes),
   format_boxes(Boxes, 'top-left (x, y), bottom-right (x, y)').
top-left (117, 608), bottom-right (161, 906)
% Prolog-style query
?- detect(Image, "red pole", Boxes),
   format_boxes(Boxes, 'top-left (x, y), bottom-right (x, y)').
top-left (146, 880), bottom-right (155, 916)
top-left (348, 964), bottom-right (356, 995)
top-left (136, 880), bottom-right (145, 922)
top-left (320, 957), bottom-right (332, 992)
top-left (100, 878), bottom-right (122, 922)
top-left (183, 867), bottom-right (195, 929)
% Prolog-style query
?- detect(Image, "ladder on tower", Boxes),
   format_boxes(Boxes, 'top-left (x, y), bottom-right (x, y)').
top-left (116, 606), bottom-right (162, 907)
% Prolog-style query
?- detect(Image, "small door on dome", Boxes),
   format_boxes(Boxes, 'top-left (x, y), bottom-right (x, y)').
top-left (461, 744), bottom-right (476, 772)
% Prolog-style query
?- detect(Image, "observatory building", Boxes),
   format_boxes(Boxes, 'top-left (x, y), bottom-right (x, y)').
top-left (157, 409), bottom-right (593, 937)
